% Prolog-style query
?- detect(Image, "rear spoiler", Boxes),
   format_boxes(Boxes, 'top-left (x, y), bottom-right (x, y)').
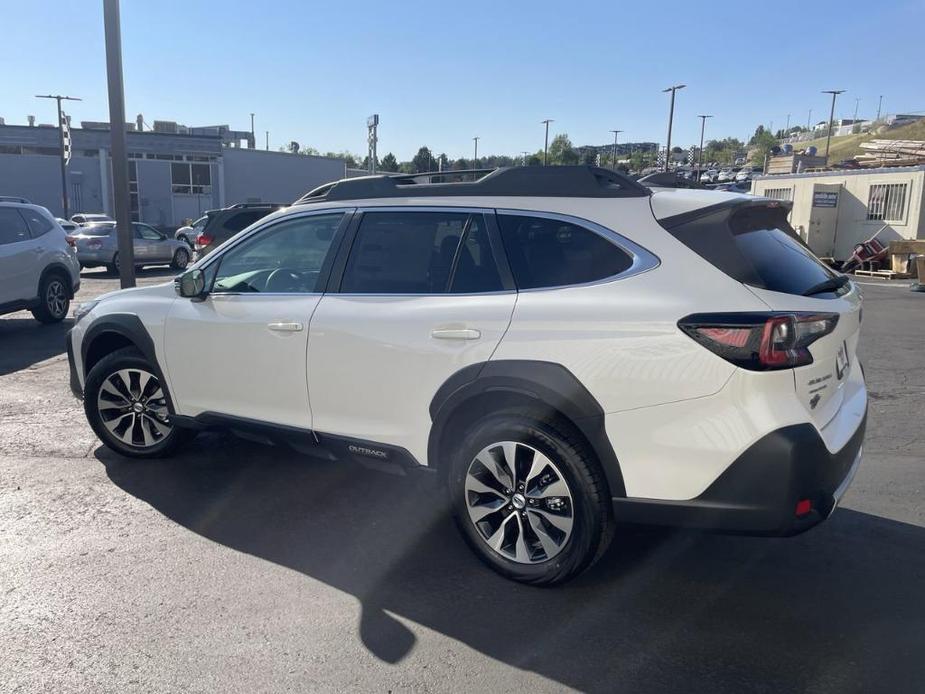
top-left (657, 197), bottom-right (791, 230)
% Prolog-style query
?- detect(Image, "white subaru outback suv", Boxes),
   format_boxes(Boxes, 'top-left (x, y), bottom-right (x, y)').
top-left (67, 167), bottom-right (866, 585)
top-left (1, 197), bottom-right (81, 323)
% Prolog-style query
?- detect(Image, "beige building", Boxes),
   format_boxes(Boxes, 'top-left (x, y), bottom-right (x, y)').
top-left (751, 165), bottom-right (925, 260)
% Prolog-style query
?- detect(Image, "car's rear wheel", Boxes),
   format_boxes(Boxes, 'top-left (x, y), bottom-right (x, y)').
top-left (31, 273), bottom-right (70, 324)
top-left (171, 247), bottom-right (190, 270)
top-left (84, 347), bottom-right (193, 458)
top-left (449, 413), bottom-right (613, 585)
top-left (107, 252), bottom-right (120, 276)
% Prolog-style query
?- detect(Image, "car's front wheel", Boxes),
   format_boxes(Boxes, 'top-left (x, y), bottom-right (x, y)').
top-left (449, 413), bottom-right (613, 585)
top-left (84, 347), bottom-right (193, 458)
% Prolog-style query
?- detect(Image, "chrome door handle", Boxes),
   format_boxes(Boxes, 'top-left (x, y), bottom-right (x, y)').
top-left (267, 321), bottom-right (303, 332)
top-left (431, 328), bottom-right (481, 340)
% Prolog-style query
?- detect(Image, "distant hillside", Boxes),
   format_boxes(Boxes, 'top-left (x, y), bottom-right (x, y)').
top-left (787, 119), bottom-right (925, 162)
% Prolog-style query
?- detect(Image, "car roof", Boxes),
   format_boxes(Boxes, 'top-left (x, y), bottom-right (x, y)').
top-left (648, 188), bottom-right (754, 220)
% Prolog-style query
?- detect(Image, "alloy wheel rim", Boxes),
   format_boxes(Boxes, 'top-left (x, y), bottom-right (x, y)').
top-left (465, 441), bottom-right (575, 564)
top-left (175, 249), bottom-right (189, 268)
top-left (46, 280), bottom-right (67, 317)
top-left (96, 368), bottom-right (171, 448)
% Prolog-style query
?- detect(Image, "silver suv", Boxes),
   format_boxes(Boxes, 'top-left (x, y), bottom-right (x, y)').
top-left (0, 199), bottom-right (81, 323)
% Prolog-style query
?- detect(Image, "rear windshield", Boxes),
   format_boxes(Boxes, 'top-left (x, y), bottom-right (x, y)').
top-left (664, 203), bottom-right (836, 295)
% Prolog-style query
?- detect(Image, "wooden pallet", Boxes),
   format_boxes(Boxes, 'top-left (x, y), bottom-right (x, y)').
top-left (852, 269), bottom-right (910, 279)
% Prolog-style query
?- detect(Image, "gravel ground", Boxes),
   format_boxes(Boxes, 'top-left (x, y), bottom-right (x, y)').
top-left (1, 271), bottom-right (923, 693)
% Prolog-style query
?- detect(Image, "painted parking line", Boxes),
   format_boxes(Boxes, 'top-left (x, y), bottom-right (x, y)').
top-left (854, 281), bottom-right (912, 288)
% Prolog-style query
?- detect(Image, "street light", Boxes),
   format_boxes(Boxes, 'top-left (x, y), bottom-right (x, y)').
top-left (473, 136), bottom-right (479, 164)
top-left (541, 119), bottom-right (554, 166)
top-left (521, 151), bottom-right (529, 166)
top-left (696, 114), bottom-right (712, 180)
top-left (35, 94), bottom-right (81, 218)
top-left (822, 89), bottom-right (845, 164)
top-left (250, 112), bottom-right (255, 148)
top-left (609, 130), bottom-right (623, 169)
top-left (662, 84), bottom-right (686, 172)
top-left (877, 95), bottom-right (884, 121)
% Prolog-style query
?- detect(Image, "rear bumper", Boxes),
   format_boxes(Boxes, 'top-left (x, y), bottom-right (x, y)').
top-left (612, 412), bottom-right (867, 536)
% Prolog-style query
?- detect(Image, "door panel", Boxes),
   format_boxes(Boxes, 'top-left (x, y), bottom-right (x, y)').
top-left (165, 294), bottom-right (318, 427)
top-left (0, 208), bottom-right (42, 304)
top-left (307, 293), bottom-right (516, 464)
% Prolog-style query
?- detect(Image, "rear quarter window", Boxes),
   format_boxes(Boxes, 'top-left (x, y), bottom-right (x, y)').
top-left (664, 204), bottom-right (836, 295)
top-left (497, 214), bottom-right (633, 289)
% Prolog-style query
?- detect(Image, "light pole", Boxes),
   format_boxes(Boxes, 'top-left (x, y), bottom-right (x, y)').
top-left (822, 89), bottom-right (845, 164)
top-left (853, 97), bottom-right (860, 122)
top-left (662, 84), bottom-right (685, 172)
top-left (265, 130), bottom-right (269, 150)
top-left (35, 94), bottom-right (81, 218)
top-left (807, 108), bottom-right (812, 131)
top-left (877, 95), bottom-right (883, 121)
top-left (541, 119), bottom-right (553, 166)
top-left (609, 130), bottom-right (623, 169)
top-left (473, 136), bottom-right (479, 164)
top-left (785, 113), bottom-right (791, 134)
top-left (521, 151), bottom-right (529, 166)
top-left (249, 112), bottom-right (255, 149)
top-left (696, 114), bottom-right (712, 180)
top-left (102, 0), bottom-right (135, 288)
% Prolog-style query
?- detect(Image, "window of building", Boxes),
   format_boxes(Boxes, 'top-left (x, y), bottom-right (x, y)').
top-left (212, 213), bottom-right (343, 294)
top-left (497, 214), bottom-right (633, 290)
top-left (867, 183), bottom-right (908, 223)
top-left (171, 162), bottom-right (211, 195)
top-left (340, 211), bottom-right (502, 294)
top-left (763, 187), bottom-right (793, 201)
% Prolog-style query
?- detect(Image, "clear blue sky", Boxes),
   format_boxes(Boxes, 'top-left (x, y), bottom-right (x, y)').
top-left (3, 0), bottom-right (924, 160)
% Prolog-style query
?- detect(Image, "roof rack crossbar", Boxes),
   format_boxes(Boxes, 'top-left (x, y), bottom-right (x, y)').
top-left (293, 166), bottom-right (650, 204)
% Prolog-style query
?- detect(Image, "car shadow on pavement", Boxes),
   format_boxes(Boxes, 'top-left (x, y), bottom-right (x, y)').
top-left (0, 317), bottom-right (71, 376)
top-left (99, 436), bottom-right (925, 693)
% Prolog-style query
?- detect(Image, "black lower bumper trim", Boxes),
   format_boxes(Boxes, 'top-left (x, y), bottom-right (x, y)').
top-left (66, 331), bottom-right (82, 399)
top-left (613, 412), bottom-right (866, 536)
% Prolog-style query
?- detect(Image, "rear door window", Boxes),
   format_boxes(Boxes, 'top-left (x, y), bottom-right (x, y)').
top-left (19, 208), bottom-right (54, 237)
top-left (0, 208), bottom-right (31, 245)
top-left (497, 213), bottom-right (633, 289)
top-left (664, 204), bottom-right (836, 295)
top-left (340, 211), bottom-right (502, 294)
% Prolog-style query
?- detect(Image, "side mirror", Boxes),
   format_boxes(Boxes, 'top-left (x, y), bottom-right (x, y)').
top-left (175, 268), bottom-right (206, 299)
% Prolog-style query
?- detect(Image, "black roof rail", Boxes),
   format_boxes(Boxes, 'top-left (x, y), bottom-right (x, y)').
top-left (637, 172), bottom-right (708, 190)
top-left (0, 195), bottom-right (32, 204)
top-left (293, 166), bottom-right (650, 204)
top-left (228, 201), bottom-right (288, 209)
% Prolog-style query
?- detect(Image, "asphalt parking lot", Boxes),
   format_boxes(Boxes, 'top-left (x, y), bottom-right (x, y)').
top-left (1, 269), bottom-right (923, 693)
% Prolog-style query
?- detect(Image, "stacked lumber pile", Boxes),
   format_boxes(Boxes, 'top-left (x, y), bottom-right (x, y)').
top-left (855, 140), bottom-right (925, 168)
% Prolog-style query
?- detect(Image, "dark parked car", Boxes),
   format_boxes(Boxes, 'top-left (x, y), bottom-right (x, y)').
top-left (193, 202), bottom-right (286, 257)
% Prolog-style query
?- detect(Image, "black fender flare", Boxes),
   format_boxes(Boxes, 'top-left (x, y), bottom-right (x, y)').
top-left (38, 262), bottom-right (77, 298)
top-left (428, 360), bottom-right (626, 498)
top-left (80, 313), bottom-right (176, 414)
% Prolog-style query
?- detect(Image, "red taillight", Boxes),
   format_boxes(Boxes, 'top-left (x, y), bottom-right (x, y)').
top-left (197, 233), bottom-right (214, 247)
top-left (679, 312), bottom-right (839, 371)
top-left (795, 499), bottom-right (812, 517)
top-left (65, 235), bottom-right (77, 248)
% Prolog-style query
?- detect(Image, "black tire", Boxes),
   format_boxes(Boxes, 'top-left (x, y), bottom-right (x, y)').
top-left (171, 247), bottom-right (190, 270)
top-left (84, 347), bottom-right (194, 459)
top-left (448, 413), bottom-right (613, 586)
top-left (30, 272), bottom-right (70, 324)
top-left (106, 252), bottom-right (120, 276)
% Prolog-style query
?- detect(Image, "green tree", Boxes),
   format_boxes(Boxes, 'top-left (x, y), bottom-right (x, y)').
top-left (579, 148), bottom-right (598, 166)
top-left (548, 134), bottom-right (578, 165)
top-left (379, 152), bottom-right (399, 172)
top-left (411, 146), bottom-right (433, 173)
top-left (453, 157), bottom-right (470, 170)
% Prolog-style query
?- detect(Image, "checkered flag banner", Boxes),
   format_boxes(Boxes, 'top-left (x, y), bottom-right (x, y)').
top-left (61, 112), bottom-right (72, 165)
top-left (656, 147), bottom-right (666, 167)
top-left (688, 146), bottom-right (695, 165)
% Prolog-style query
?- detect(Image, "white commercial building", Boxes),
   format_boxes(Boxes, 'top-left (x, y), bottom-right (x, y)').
top-left (752, 166), bottom-right (925, 260)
